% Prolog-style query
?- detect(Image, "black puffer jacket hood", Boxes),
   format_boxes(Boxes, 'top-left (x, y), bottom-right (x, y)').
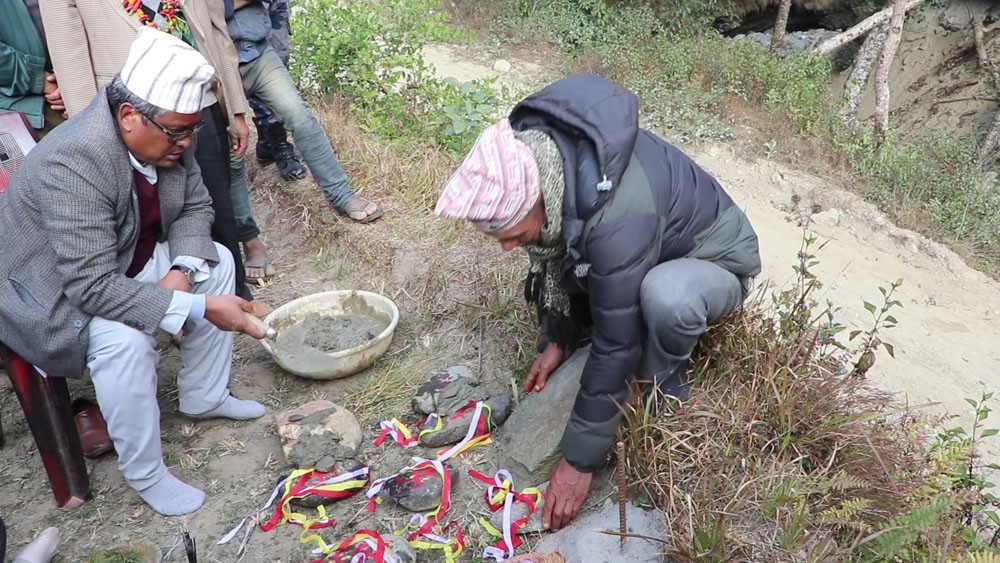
top-left (509, 74), bottom-right (639, 227)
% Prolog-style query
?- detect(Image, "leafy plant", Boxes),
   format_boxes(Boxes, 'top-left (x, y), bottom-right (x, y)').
top-left (848, 278), bottom-right (902, 378)
top-left (288, 0), bottom-right (514, 156)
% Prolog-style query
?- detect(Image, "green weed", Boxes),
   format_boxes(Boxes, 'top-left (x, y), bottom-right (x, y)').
top-left (289, 0), bottom-right (516, 157)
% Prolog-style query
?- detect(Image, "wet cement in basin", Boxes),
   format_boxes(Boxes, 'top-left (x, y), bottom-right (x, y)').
top-left (277, 312), bottom-right (388, 353)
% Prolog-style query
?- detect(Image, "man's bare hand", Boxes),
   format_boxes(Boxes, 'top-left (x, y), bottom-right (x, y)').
top-left (230, 114), bottom-right (250, 157)
top-left (205, 295), bottom-right (264, 338)
top-left (542, 457), bottom-right (592, 531)
top-left (524, 342), bottom-right (569, 393)
top-left (43, 72), bottom-right (66, 114)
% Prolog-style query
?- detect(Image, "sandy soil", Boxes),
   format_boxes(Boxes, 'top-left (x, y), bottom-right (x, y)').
top-left (2, 28), bottom-right (1000, 563)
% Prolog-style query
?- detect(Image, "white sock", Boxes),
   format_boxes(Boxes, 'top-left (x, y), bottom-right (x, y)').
top-left (185, 396), bottom-right (266, 421)
top-left (12, 527), bottom-right (60, 563)
top-left (136, 472), bottom-right (205, 516)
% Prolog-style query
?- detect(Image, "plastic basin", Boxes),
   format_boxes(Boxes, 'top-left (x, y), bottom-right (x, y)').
top-left (260, 290), bottom-right (399, 379)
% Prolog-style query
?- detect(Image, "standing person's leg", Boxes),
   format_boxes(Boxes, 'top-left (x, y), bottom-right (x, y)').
top-left (229, 152), bottom-right (274, 281)
top-left (241, 48), bottom-right (382, 223)
top-left (250, 96), bottom-right (305, 181)
top-left (194, 103), bottom-right (253, 302)
top-left (639, 258), bottom-right (744, 402)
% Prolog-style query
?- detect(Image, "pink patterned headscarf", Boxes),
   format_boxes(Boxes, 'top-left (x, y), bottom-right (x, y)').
top-left (434, 118), bottom-right (540, 234)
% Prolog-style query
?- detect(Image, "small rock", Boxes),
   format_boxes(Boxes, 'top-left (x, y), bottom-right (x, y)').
top-left (419, 393), bottom-right (514, 448)
top-left (497, 347), bottom-right (589, 486)
top-left (811, 208), bottom-right (841, 227)
top-left (289, 459), bottom-right (368, 509)
top-left (276, 400), bottom-right (362, 469)
top-left (380, 463), bottom-right (459, 512)
top-left (488, 481), bottom-right (547, 534)
top-left (314, 455), bottom-right (338, 473)
top-left (384, 534), bottom-right (417, 563)
top-left (412, 366), bottom-right (488, 416)
top-left (493, 59), bottom-right (512, 73)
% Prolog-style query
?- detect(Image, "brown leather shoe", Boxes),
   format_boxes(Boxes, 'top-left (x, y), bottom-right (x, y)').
top-left (72, 398), bottom-right (114, 458)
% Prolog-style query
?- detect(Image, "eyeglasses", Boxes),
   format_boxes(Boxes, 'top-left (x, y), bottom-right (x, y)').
top-left (141, 112), bottom-right (205, 143)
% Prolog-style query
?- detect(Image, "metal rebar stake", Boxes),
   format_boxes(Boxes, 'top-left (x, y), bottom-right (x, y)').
top-left (617, 440), bottom-right (627, 551)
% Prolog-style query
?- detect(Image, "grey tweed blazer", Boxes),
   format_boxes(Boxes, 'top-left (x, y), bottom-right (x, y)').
top-left (0, 87), bottom-right (218, 379)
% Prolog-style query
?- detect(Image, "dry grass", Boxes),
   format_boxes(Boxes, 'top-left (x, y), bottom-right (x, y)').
top-left (618, 241), bottom-right (975, 561)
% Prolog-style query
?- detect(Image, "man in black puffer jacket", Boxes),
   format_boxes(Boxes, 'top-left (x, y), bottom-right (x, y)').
top-left (435, 74), bottom-right (761, 529)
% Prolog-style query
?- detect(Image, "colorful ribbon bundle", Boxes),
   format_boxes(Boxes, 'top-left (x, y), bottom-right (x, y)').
top-left (374, 417), bottom-right (421, 448)
top-left (260, 466), bottom-right (371, 533)
top-left (469, 469), bottom-right (544, 561)
top-left (362, 401), bottom-right (494, 560)
top-left (221, 400), bottom-right (497, 562)
top-left (305, 529), bottom-right (394, 563)
top-left (217, 466), bottom-right (369, 558)
top-left (367, 401), bottom-right (494, 505)
top-left (395, 514), bottom-right (465, 563)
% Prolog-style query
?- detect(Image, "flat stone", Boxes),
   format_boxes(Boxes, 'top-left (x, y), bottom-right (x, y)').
top-left (488, 481), bottom-right (547, 534)
top-left (411, 365), bottom-right (488, 415)
top-left (419, 392), bottom-right (514, 448)
top-left (289, 458), bottom-right (367, 509)
top-left (534, 500), bottom-right (665, 562)
top-left (380, 463), bottom-right (459, 513)
top-left (493, 59), bottom-right (512, 73)
top-left (811, 208), bottom-right (841, 227)
top-left (276, 400), bottom-right (362, 469)
top-left (497, 347), bottom-right (589, 486)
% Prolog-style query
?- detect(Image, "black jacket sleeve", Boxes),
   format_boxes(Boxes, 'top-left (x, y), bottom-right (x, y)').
top-left (559, 213), bottom-right (661, 468)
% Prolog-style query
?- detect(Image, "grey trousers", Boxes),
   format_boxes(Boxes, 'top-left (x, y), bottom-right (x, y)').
top-left (639, 258), bottom-right (745, 395)
top-left (88, 242), bottom-right (236, 491)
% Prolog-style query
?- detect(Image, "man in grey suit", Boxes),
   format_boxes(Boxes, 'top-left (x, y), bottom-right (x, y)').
top-left (0, 28), bottom-right (268, 516)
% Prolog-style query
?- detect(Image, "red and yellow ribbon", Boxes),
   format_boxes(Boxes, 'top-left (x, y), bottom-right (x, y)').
top-left (469, 470), bottom-right (544, 561)
top-left (260, 466), bottom-right (369, 534)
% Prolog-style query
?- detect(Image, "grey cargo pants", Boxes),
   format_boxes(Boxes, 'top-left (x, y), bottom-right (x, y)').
top-left (639, 258), bottom-right (746, 400)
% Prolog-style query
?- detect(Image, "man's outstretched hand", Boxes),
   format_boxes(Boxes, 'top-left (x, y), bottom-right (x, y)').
top-left (542, 457), bottom-right (593, 531)
top-left (205, 295), bottom-right (264, 338)
top-left (524, 342), bottom-right (569, 393)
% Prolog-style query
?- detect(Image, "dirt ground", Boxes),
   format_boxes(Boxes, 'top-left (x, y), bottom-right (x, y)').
top-left (3, 30), bottom-right (1000, 563)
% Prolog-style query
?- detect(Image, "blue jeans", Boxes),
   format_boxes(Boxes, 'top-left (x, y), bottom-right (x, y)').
top-left (249, 96), bottom-right (281, 128)
top-left (237, 46), bottom-right (356, 211)
top-left (230, 152), bottom-right (259, 242)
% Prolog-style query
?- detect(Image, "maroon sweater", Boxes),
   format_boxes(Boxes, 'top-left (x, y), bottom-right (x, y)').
top-left (126, 170), bottom-right (162, 277)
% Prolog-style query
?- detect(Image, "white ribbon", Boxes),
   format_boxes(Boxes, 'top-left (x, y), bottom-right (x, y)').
top-left (218, 475), bottom-right (290, 545)
top-left (479, 470), bottom-right (523, 561)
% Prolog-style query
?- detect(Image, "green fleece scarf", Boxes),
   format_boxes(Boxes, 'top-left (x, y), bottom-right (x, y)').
top-left (515, 129), bottom-right (580, 347)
